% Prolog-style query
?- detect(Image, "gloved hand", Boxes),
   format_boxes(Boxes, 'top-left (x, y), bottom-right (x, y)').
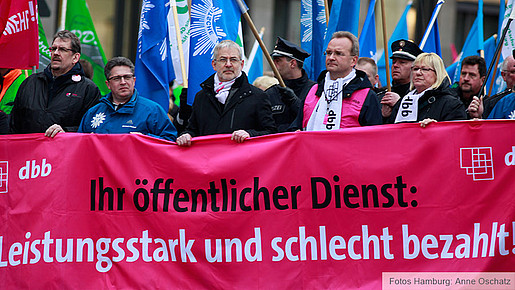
top-left (178, 87), bottom-right (192, 123)
top-left (277, 86), bottom-right (298, 105)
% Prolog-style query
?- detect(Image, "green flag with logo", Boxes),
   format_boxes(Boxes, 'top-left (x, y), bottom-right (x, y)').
top-left (65, 0), bottom-right (108, 94)
top-left (36, 15), bottom-right (51, 73)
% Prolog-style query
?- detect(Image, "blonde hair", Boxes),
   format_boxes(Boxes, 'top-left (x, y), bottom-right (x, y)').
top-left (410, 52), bottom-right (450, 91)
top-left (253, 76), bottom-right (279, 91)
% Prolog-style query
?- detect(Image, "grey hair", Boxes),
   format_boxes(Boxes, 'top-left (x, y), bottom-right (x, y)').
top-left (104, 56), bottom-right (135, 79)
top-left (502, 55), bottom-right (514, 71)
top-left (52, 30), bottom-right (81, 54)
top-left (213, 40), bottom-right (243, 60)
top-left (330, 31), bottom-right (359, 56)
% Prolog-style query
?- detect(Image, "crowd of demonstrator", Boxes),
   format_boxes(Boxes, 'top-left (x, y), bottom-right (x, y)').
top-left (1, 30), bottom-right (514, 144)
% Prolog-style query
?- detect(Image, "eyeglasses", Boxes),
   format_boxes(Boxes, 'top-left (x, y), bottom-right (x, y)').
top-left (216, 57), bottom-right (241, 64)
top-left (502, 69), bottom-right (515, 75)
top-left (323, 50), bottom-right (355, 57)
top-left (108, 74), bottom-right (134, 82)
top-left (49, 46), bottom-right (75, 53)
top-left (411, 67), bottom-right (435, 73)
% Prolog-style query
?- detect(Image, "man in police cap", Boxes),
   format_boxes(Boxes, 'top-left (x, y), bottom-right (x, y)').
top-left (271, 37), bottom-right (316, 101)
top-left (381, 39), bottom-right (423, 121)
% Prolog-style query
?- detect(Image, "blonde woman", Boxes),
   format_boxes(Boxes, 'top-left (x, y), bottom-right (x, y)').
top-left (388, 53), bottom-right (467, 126)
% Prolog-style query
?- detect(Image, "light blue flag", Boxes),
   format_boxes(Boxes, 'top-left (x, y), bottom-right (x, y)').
top-left (420, 1), bottom-right (442, 57)
top-left (300, 0), bottom-right (327, 81)
top-left (135, 0), bottom-right (175, 112)
top-left (446, 61), bottom-right (459, 82)
top-left (322, 0), bottom-right (360, 72)
top-left (449, 18), bottom-right (480, 83)
top-left (448, 0), bottom-right (484, 84)
top-left (359, 0), bottom-right (377, 59)
top-left (487, 0), bottom-right (507, 95)
top-left (246, 52), bottom-right (262, 85)
top-left (376, 2), bottom-right (411, 87)
top-left (484, 35), bottom-right (504, 95)
top-left (245, 45), bottom-right (263, 84)
top-left (187, 0), bottom-right (244, 105)
top-left (478, 0), bottom-right (484, 52)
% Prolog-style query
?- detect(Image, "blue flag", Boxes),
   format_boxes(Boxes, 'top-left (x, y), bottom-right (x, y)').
top-left (448, 0), bottom-right (484, 84)
top-left (300, 0), bottom-right (327, 81)
top-left (135, 0), bottom-right (175, 112)
top-left (420, 1), bottom-right (442, 57)
top-left (448, 19), bottom-right (479, 83)
top-left (359, 0), bottom-right (376, 59)
top-left (484, 35), bottom-right (504, 95)
top-left (246, 51), bottom-right (262, 85)
top-left (187, 0), bottom-right (244, 105)
top-left (244, 36), bottom-right (263, 84)
top-left (376, 2), bottom-right (411, 87)
top-left (486, 0), bottom-right (507, 95)
top-left (322, 0), bottom-right (360, 70)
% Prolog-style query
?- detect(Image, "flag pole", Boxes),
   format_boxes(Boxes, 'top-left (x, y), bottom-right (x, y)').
top-left (420, 0), bottom-right (444, 50)
top-left (324, 0), bottom-right (330, 25)
top-left (58, 0), bottom-right (67, 31)
top-left (481, 7), bottom-right (515, 99)
top-left (380, 0), bottom-right (391, 91)
top-left (170, 0), bottom-right (188, 88)
top-left (487, 34), bottom-right (500, 96)
top-left (235, 0), bottom-right (286, 87)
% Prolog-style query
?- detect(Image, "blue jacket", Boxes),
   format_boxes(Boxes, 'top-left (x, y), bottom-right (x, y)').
top-left (487, 93), bottom-right (515, 120)
top-left (78, 89), bottom-right (177, 141)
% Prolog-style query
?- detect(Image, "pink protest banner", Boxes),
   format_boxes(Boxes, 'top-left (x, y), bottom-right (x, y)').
top-left (0, 120), bottom-right (514, 288)
top-left (0, 0), bottom-right (39, 68)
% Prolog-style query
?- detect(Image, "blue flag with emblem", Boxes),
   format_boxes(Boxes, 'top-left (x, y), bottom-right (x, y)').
top-left (376, 2), bottom-right (411, 87)
top-left (359, 0), bottom-right (376, 59)
top-left (300, 0), bottom-right (327, 81)
top-left (135, 0), bottom-right (175, 112)
top-left (322, 0), bottom-right (360, 61)
top-left (187, 0), bottom-right (245, 105)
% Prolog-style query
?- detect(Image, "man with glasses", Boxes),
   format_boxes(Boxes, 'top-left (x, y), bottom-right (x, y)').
top-left (176, 40), bottom-right (276, 146)
top-left (301, 31), bottom-right (382, 131)
top-left (77, 57), bottom-right (177, 141)
top-left (10, 30), bottom-right (101, 136)
top-left (483, 53), bottom-right (515, 118)
top-left (485, 50), bottom-right (515, 120)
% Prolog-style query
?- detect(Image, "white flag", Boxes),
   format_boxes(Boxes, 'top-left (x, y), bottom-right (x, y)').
top-left (501, 0), bottom-right (515, 60)
top-left (168, 0), bottom-right (190, 85)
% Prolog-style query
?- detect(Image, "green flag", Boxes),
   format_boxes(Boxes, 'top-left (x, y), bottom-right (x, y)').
top-left (36, 15), bottom-right (51, 73)
top-left (65, 0), bottom-right (108, 95)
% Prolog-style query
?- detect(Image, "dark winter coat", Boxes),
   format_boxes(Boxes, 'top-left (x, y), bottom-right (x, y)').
top-left (183, 73), bottom-right (277, 137)
top-left (388, 79), bottom-right (467, 123)
top-left (10, 63), bottom-right (101, 133)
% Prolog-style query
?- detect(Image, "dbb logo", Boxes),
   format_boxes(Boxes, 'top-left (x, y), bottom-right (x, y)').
top-left (18, 159), bottom-right (52, 180)
top-left (505, 146), bottom-right (515, 166)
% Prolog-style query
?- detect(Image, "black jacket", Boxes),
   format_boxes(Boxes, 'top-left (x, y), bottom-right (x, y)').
top-left (483, 88), bottom-right (512, 118)
top-left (10, 63), bottom-right (101, 133)
top-left (184, 73), bottom-right (277, 137)
top-left (265, 85), bottom-right (301, 132)
top-left (284, 69), bottom-right (316, 101)
top-left (388, 79), bottom-right (467, 123)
